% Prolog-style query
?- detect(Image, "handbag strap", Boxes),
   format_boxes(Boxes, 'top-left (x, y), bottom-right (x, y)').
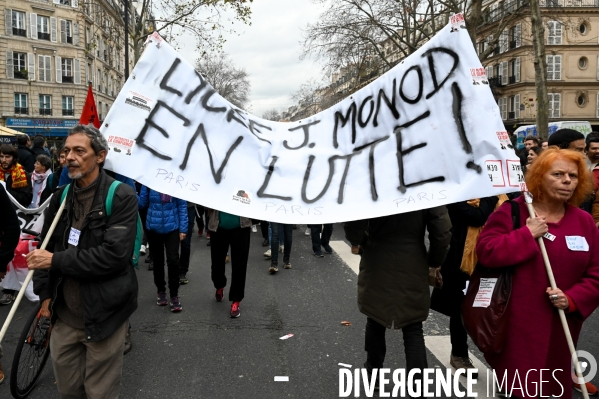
top-left (509, 200), bottom-right (520, 231)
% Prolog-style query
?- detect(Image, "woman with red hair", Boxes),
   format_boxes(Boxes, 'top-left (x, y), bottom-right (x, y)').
top-left (476, 148), bottom-right (599, 399)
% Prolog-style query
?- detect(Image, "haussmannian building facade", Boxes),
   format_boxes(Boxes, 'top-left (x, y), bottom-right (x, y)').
top-left (477, 0), bottom-right (599, 132)
top-left (0, 0), bottom-right (129, 139)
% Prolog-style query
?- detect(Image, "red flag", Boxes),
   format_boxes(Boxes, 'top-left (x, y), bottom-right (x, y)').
top-left (79, 84), bottom-right (100, 128)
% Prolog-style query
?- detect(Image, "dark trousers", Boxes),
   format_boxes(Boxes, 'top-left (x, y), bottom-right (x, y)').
top-left (270, 223), bottom-right (293, 265)
top-left (210, 227), bottom-right (250, 302)
top-left (147, 230), bottom-right (180, 297)
top-left (179, 206), bottom-right (195, 274)
top-left (139, 207), bottom-right (149, 247)
top-left (365, 317), bottom-right (428, 378)
top-left (309, 224), bottom-right (333, 253)
top-left (260, 220), bottom-right (269, 240)
top-left (450, 311), bottom-right (469, 357)
top-left (195, 205), bottom-right (207, 233)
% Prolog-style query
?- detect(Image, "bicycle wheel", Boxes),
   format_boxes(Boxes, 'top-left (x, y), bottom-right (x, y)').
top-left (10, 302), bottom-right (52, 399)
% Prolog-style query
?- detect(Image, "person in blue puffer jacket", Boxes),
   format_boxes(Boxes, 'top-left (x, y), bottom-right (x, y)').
top-left (138, 186), bottom-right (188, 312)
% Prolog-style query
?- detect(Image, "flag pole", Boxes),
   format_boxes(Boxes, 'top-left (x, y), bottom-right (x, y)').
top-left (522, 191), bottom-right (589, 399)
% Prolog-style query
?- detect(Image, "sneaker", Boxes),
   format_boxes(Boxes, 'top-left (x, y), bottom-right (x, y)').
top-left (230, 301), bottom-right (241, 318)
top-left (179, 274), bottom-right (189, 285)
top-left (269, 265), bottom-right (278, 274)
top-left (574, 381), bottom-right (599, 396)
top-left (123, 329), bottom-right (132, 355)
top-left (148, 261), bottom-right (154, 271)
top-left (264, 249), bottom-right (271, 259)
top-left (261, 238), bottom-right (269, 247)
top-left (215, 288), bottom-right (224, 302)
top-left (170, 297), bottom-right (182, 312)
top-left (305, 227), bottom-right (311, 236)
top-left (252, 225), bottom-right (258, 233)
top-left (156, 292), bottom-right (168, 306)
top-left (323, 244), bottom-right (333, 254)
top-left (198, 228), bottom-right (203, 237)
top-left (139, 244), bottom-right (147, 255)
top-left (284, 262), bottom-right (292, 269)
top-left (450, 354), bottom-right (478, 378)
top-left (0, 361), bottom-right (4, 384)
top-left (225, 255), bottom-right (230, 263)
top-left (0, 293), bottom-right (15, 305)
top-left (279, 245), bottom-right (284, 253)
top-left (206, 231), bottom-right (211, 239)
top-left (314, 252), bottom-right (324, 258)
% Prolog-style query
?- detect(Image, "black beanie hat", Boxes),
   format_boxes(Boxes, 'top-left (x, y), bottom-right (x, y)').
top-left (547, 128), bottom-right (585, 148)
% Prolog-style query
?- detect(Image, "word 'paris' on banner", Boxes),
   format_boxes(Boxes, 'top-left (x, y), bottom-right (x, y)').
top-left (101, 14), bottom-right (521, 224)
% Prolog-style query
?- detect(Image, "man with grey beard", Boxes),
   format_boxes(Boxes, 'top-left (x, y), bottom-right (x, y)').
top-left (26, 124), bottom-right (138, 398)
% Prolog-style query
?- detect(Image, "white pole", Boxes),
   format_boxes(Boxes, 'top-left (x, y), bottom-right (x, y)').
top-left (523, 192), bottom-right (589, 399)
top-left (0, 197), bottom-right (67, 351)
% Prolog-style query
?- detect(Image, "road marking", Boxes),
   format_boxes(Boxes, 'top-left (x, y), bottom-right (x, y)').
top-left (331, 239), bottom-right (496, 398)
top-left (330, 240), bottom-right (359, 275)
top-left (274, 376), bottom-right (289, 382)
top-left (425, 336), bottom-right (497, 398)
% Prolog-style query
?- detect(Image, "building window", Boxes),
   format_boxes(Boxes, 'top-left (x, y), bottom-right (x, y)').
top-left (577, 94), bottom-right (587, 107)
top-left (509, 94), bottom-right (520, 119)
top-left (547, 21), bottom-right (562, 45)
top-left (37, 15), bottom-right (50, 40)
top-left (60, 20), bottom-right (73, 44)
top-left (39, 95), bottom-right (52, 115)
top-left (60, 0), bottom-right (71, 5)
top-left (579, 57), bottom-right (588, 70)
top-left (62, 58), bottom-right (73, 83)
top-left (498, 97), bottom-right (507, 120)
top-left (38, 55), bottom-right (51, 82)
top-left (11, 10), bottom-right (26, 37)
top-left (13, 52), bottom-right (27, 79)
top-left (547, 55), bottom-right (561, 80)
top-left (580, 22), bottom-right (588, 36)
top-left (62, 96), bottom-right (74, 116)
top-left (509, 24), bottom-right (521, 49)
top-left (14, 93), bottom-right (28, 114)
top-left (548, 93), bottom-right (561, 118)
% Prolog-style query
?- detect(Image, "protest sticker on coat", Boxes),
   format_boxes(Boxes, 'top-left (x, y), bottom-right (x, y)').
top-left (102, 15), bottom-right (520, 224)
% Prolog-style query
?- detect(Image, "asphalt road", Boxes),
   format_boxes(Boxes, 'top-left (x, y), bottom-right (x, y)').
top-left (1, 224), bottom-right (598, 399)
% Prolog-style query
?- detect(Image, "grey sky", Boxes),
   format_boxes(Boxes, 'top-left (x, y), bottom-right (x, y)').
top-left (177, 0), bottom-right (327, 118)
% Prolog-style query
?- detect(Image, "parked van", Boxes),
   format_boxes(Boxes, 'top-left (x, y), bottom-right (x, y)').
top-left (514, 121), bottom-right (592, 149)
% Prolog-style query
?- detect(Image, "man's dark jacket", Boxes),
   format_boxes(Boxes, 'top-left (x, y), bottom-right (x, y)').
top-left (32, 146), bottom-right (46, 158)
top-left (0, 184), bottom-right (20, 272)
top-left (33, 171), bottom-right (138, 341)
top-left (17, 145), bottom-right (36, 173)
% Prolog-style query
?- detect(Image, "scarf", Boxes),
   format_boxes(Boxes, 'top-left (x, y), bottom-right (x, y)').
top-left (0, 163), bottom-right (28, 189)
top-left (31, 169), bottom-right (52, 208)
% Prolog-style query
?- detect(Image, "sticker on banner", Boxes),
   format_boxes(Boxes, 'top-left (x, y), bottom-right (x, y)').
top-left (232, 190), bottom-right (251, 205)
top-left (124, 91), bottom-right (153, 112)
top-left (473, 278), bottom-right (497, 308)
top-left (450, 13), bottom-right (466, 32)
top-left (506, 160), bottom-right (525, 187)
top-left (68, 227), bottom-right (81, 246)
top-left (470, 67), bottom-right (489, 85)
top-left (495, 131), bottom-right (511, 149)
top-left (566, 236), bottom-right (589, 251)
top-left (107, 135), bottom-right (135, 155)
top-left (485, 160), bottom-right (505, 187)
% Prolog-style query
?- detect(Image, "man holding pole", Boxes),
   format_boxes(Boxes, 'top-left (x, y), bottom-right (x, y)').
top-left (26, 124), bottom-right (139, 398)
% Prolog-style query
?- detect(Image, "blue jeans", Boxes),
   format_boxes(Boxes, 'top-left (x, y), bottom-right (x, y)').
top-left (309, 224), bottom-right (333, 254)
top-left (270, 223), bottom-right (292, 265)
top-left (179, 205), bottom-right (195, 275)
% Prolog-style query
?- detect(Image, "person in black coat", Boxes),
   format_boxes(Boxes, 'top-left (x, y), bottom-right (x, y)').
top-left (431, 196), bottom-right (499, 375)
top-left (16, 134), bottom-right (35, 173)
top-left (31, 135), bottom-right (47, 157)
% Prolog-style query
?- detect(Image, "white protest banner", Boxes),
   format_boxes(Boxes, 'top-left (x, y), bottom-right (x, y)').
top-left (102, 16), bottom-right (520, 224)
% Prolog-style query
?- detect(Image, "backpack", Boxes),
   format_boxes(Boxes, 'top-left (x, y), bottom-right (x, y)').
top-left (61, 180), bottom-right (143, 269)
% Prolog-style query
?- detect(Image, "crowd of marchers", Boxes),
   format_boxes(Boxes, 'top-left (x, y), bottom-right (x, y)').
top-left (1, 125), bottom-right (599, 399)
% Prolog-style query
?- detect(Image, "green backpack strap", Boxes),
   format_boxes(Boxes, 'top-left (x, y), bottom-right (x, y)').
top-left (105, 180), bottom-right (121, 216)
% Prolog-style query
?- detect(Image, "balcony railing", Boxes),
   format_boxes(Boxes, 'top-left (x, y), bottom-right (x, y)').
top-left (14, 107), bottom-right (28, 115)
top-left (38, 32), bottom-right (50, 40)
top-left (489, 77), bottom-right (505, 87)
top-left (66, 36), bottom-right (73, 44)
top-left (39, 108), bottom-right (52, 115)
top-left (509, 76), bottom-right (516, 84)
top-left (508, 111), bottom-right (516, 119)
top-left (509, 41), bottom-right (517, 49)
top-left (14, 69), bottom-right (28, 79)
top-left (62, 109), bottom-right (74, 116)
top-left (62, 75), bottom-right (74, 83)
top-left (540, 0), bottom-right (598, 6)
top-left (12, 27), bottom-right (26, 37)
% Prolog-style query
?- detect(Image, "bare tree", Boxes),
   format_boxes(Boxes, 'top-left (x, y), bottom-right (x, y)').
top-left (289, 79), bottom-right (326, 120)
top-left (195, 52), bottom-right (251, 109)
top-left (130, 0), bottom-right (253, 63)
top-left (262, 108), bottom-right (282, 121)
